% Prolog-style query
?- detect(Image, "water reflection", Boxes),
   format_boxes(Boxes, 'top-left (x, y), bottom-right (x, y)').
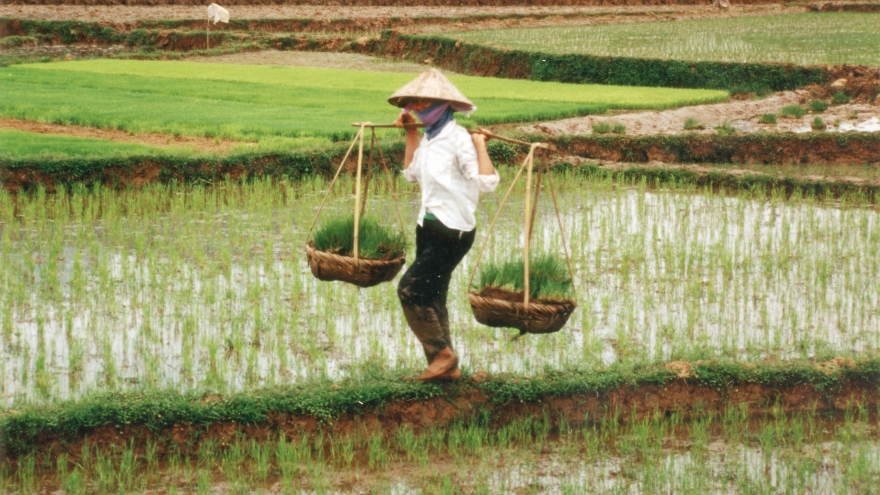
top-left (1, 183), bottom-right (878, 406)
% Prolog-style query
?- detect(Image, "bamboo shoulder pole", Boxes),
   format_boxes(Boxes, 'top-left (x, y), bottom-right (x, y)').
top-left (522, 146), bottom-right (536, 313)
top-left (351, 123), bottom-right (552, 150)
top-left (306, 127), bottom-right (364, 240)
top-left (352, 123), bottom-right (367, 264)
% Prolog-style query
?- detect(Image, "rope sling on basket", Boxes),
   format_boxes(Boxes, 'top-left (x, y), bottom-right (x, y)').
top-left (467, 140), bottom-right (577, 338)
top-left (305, 123), bottom-right (407, 288)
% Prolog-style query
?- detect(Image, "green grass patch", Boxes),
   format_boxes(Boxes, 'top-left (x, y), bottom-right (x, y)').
top-left (0, 60), bottom-right (727, 146)
top-left (832, 91), bottom-right (852, 104)
top-left (591, 122), bottom-right (612, 134)
top-left (714, 121), bottom-right (736, 136)
top-left (475, 255), bottom-right (573, 301)
top-left (810, 99), bottom-right (829, 112)
top-left (759, 113), bottom-right (778, 125)
top-left (0, 36), bottom-right (38, 48)
top-left (448, 13), bottom-right (880, 66)
top-left (781, 105), bottom-right (807, 118)
top-left (683, 117), bottom-right (704, 130)
top-left (312, 215), bottom-right (406, 260)
top-left (0, 129), bottom-right (187, 159)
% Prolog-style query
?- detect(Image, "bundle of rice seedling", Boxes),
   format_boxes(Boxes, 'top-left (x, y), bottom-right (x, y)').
top-left (307, 215), bottom-right (406, 287)
top-left (469, 254), bottom-right (576, 336)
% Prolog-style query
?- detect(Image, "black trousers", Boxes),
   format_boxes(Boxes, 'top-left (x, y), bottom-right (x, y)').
top-left (397, 218), bottom-right (476, 362)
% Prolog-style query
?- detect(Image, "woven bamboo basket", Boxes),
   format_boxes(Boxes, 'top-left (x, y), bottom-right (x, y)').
top-left (468, 290), bottom-right (576, 336)
top-left (306, 242), bottom-right (405, 288)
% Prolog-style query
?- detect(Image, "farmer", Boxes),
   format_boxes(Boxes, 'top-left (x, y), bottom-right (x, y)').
top-left (390, 69), bottom-right (500, 382)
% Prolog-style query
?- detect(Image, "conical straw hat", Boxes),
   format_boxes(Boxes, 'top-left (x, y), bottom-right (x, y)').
top-left (388, 69), bottom-right (475, 112)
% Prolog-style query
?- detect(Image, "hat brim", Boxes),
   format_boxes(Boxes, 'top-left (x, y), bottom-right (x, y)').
top-left (388, 69), bottom-right (476, 113)
top-left (389, 96), bottom-right (475, 114)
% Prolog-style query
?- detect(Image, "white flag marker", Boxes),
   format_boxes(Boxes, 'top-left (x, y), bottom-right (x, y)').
top-left (206, 4), bottom-right (230, 49)
top-left (207, 3), bottom-right (230, 24)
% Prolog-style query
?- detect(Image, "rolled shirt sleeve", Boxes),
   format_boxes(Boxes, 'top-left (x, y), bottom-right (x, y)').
top-left (402, 147), bottom-right (421, 183)
top-left (457, 131), bottom-right (500, 193)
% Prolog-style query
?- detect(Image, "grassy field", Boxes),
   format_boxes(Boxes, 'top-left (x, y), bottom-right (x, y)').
top-left (0, 174), bottom-right (876, 407)
top-left (448, 13), bottom-right (880, 66)
top-left (0, 129), bottom-right (194, 159)
top-left (0, 60), bottom-right (727, 146)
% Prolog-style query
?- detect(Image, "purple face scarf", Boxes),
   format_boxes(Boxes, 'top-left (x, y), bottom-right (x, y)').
top-left (410, 101), bottom-right (455, 140)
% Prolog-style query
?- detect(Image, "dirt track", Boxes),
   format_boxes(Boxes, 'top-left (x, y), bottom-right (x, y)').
top-left (523, 92), bottom-right (880, 136)
top-left (0, 3), bottom-right (799, 22)
top-left (0, 118), bottom-right (251, 154)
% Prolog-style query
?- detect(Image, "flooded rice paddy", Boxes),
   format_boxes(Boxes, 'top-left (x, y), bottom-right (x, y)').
top-left (0, 174), bottom-right (878, 407)
top-left (4, 406), bottom-right (879, 493)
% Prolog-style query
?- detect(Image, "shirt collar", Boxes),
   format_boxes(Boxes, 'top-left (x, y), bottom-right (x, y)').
top-left (422, 119), bottom-right (457, 142)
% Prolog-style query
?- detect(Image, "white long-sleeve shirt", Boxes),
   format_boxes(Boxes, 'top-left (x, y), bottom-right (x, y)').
top-left (403, 121), bottom-right (500, 231)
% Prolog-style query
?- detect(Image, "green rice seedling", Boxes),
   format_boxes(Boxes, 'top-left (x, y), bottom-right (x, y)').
top-left (311, 215), bottom-right (406, 260)
top-left (832, 91), bottom-right (852, 104)
top-left (475, 254), bottom-right (573, 301)
top-left (0, 60), bottom-right (725, 148)
top-left (811, 117), bottom-right (826, 131)
top-left (683, 117), bottom-right (704, 130)
top-left (809, 99), bottom-right (829, 113)
top-left (116, 441), bottom-right (137, 492)
top-left (715, 121), bottom-right (736, 135)
top-left (781, 105), bottom-right (806, 118)
top-left (611, 123), bottom-right (627, 134)
top-left (759, 113), bottom-right (777, 125)
top-left (62, 466), bottom-right (85, 495)
top-left (0, 129), bottom-right (193, 159)
top-left (2, 171), bottom-right (880, 408)
top-left (448, 13), bottom-right (880, 66)
top-left (250, 440), bottom-right (272, 482)
top-left (591, 122), bottom-right (612, 134)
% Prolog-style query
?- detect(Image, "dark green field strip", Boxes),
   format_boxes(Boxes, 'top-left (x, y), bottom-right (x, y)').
top-left (0, 129), bottom-right (183, 159)
top-left (2, 359), bottom-right (878, 457)
top-left (376, 31), bottom-right (827, 92)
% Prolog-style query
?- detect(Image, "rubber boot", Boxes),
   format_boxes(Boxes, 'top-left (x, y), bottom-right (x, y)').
top-left (401, 304), bottom-right (460, 381)
top-left (416, 347), bottom-right (459, 382)
top-left (401, 304), bottom-right (448, 365)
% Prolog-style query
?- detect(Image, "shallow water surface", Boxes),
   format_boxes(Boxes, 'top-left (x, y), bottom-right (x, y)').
top-left (0, 178), bottom-right (878, 406)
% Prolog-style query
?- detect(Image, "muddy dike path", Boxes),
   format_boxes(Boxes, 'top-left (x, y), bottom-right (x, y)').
top-left (0, 0), bottom-right (816, 7)
top-left (1, 359), bottom-right (879, 460)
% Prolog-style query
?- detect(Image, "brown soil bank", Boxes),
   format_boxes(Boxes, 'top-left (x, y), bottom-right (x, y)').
top-left (553, 133), bottom-right (880, 165)
top-left (1, 0), bottom-right (815, 6)
top-left (810, 2), bottom-right (880, 12)
top-left (5, 134), bottom-right (880, 198)
top-left (3, 359), bottom-right (878, 460)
